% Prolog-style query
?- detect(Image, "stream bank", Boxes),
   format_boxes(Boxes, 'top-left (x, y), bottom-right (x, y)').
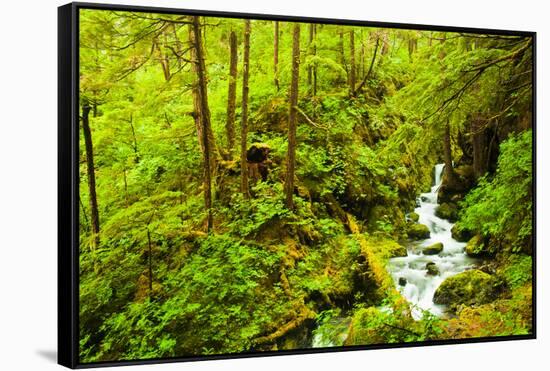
top-left (310, 164), bottom-right (480, 347)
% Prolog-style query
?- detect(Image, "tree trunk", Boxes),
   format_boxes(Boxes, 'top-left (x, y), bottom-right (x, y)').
top-left (380, 31), bottom-right (390, 55)
top-left (471, 115), bottom-right (487, 179)
top-left (240, 20), bottom-right (251, 198)
top-left (274, 21), bottom-right (280, 91)
top-left (153, 36), bottom-right (171, 81)
top-left (127, 114), bottom-right (140, 163)
top-left (353, 37), bottom-right (379, 96)
top-left (285, 24), bottom-right (301, 210)
top-left (349, 30), bottom-right (356, 94)
top-left (81, 103), bottom-right (100, 249)
top-left (146, 228), bottom-right (153, 297)
top-left (226, 30), bottom-right (238, 154)
top-left (189, 16), bottom-right (214, 231)
top-left (408, 35), bottom-right (417, 62)
top-left (312, 24), bottom-right (317, 96)
top-left (188, 20), bottom-right (219, 168)
top-left (338, 26), bottom-right (346, 83)
top-left (308, 24), bottom-right (313, 88)
top-left (360, 31), bottom-right (365, 78)
top-left (443, 121), bottom-right (458, 185)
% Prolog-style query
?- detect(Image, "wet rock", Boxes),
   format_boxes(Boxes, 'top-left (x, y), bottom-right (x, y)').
top-left (426, 262), bottom-right (439, 275)
top-left (465, 235), bottom-right (486, 257)
top-left (433, 269), bottom-right (499, 310)
top-left (407, 212), bottom-right (419, 223)
top-left (451, 223), bottom-right (473, 242)
top-left (398, 277), bottom-right (407, 286)
top-left (423, 242), bottom-right (443, 255)
top-left (389, 244), bottom-right (408, 258)
top-left (407, 223), bottom-right (430, 240)
top-left (435, 202), bottom-right (458, 222)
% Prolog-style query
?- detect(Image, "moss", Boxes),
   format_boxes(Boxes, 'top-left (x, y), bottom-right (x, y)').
top-left (451, 223), bottom-right (473, 242)
top-left (423, 242), bottom-right (443, 255)
top-left (426, 262), bottom-right (440, 275)
top-left (433, 270), bottom-right (500, 311)
top-left (407, 223), bottom-right (430, 240)
top-left (435, 202), bottom-right (458, 222)
top-left (443, 283), bottom-right (532, 338)
top-left (354, 234), bottom-right (405, 299)
top-left (389, 244), bottom-right (408, 258)
top-left (465, 235), bottom-right (485, 257)
top-left (407, 212), bottom-right (419, 222)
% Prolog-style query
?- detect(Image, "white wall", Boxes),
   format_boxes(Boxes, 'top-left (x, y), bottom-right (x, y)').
top-left (0, 0), bottom-right (545, 369)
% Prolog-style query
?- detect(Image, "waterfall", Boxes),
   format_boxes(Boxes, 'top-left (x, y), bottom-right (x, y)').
top-left (388, 163), bottom-right (478, 319)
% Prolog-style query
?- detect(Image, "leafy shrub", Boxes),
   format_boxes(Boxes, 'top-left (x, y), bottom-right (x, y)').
top-left (459, 130), bottom-right (532, 251)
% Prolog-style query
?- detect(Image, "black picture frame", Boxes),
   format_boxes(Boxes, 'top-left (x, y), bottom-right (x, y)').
top-left (58, 2), bottom-right (537, 368)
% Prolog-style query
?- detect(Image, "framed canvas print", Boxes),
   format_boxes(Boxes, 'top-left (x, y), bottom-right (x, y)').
top-left (58, 2), bottom-right (536, 368)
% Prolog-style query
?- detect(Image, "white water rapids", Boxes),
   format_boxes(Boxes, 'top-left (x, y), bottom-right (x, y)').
top-left (388, 163), bottom-right (478, 319)
top-left (312, 164), bottom-right (478, 347)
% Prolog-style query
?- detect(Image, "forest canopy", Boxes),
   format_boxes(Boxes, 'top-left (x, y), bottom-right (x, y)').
top-left (78, 9), bottom-right (534, 363)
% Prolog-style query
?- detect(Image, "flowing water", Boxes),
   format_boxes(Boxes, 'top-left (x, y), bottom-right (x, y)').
top-left (388, 164), bottom-right (479, 319)
top-left (311, 164), bottom-right (478, 347)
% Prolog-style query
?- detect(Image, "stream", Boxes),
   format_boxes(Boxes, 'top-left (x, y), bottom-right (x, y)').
top-left (311, 164), bottom-right (479, 347)
top-left (387, 163), bottom-right (479, 319)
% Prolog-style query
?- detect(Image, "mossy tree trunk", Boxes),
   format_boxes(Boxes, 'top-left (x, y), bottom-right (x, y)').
top-left (443, 120), bottom-right (458, 185)
top-left (308, 23), bottom-right (317, 96)
top-left (285, 23), bottom-right (301, 210)
top-left (349, 29), bottom-right (356, 94)
top-left (189, 16), bottom-right (214, 231)
top-left (226, 30), bottom-right (238, 154)
top-left (188, 18), bottom-right (220, 168)
top-left (472, 115), bottom-right (488, 179)
top-left (274, 21), bottom-right (280, 91)
top-left (240, 20), bottom-right (251, 198)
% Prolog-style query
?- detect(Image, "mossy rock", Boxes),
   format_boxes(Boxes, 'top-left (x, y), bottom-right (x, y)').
top-left (451, 223), bottom-right (473, 242)
top-left (407, 212), bottom-right (419, 223)
top-left (407, 223), bottom-right (430, 240)
top-left (465, 235), bottom-right (486, 257)
top-left (389, 244), bottom-right (408, 258)
top-left (426, 262), bottom-right (440, 275)
top-left (435, 202), bottom-right (458, 222)
top-left (433, 270), bottom-right (499, 310)
top-left (423, 242), bottom-right (443, 255)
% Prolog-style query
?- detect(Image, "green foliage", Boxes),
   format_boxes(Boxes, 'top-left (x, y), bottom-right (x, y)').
top-left (221, 182), bottom-right (289, 237)
top-left (78, 9), bottom-right (534, 362)
top-left (499, 254), bottom-right (533, 289)
top-left (459, 130), bottom-right (533, 251)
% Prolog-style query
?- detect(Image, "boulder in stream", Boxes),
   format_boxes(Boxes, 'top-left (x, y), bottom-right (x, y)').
top-left (398, 277), bottom-right (407, 286)
top-left (426, 262), bottom-right (439, 275)
top-left (433, 269), bottom-right (499, 310)
top-left (389, 244), bottom-right (408, 258)
top-left (435, 202), bottom-right (458, 222)
top-left (423, 242), bottom-right (443, 255)
top-left (407, 223), bottom-right (430, 240)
